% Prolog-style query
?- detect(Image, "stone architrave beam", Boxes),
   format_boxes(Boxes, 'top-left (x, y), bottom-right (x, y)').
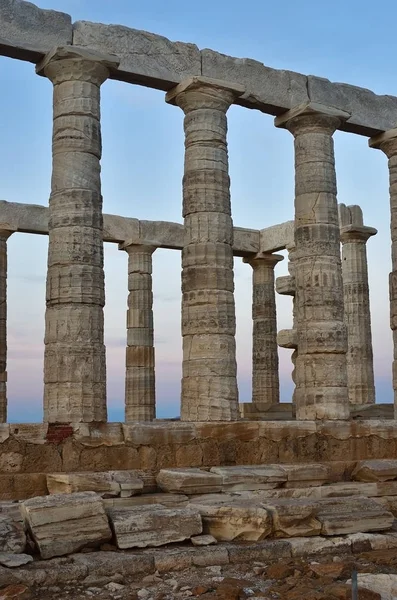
top-left (1, 1), bottom-right (397, 135)
top-left (0, 200), bottom-right (292, 255)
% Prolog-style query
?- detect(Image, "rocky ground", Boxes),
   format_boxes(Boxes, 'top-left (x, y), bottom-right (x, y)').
top-left (3, 546), bottom-right (397, 600)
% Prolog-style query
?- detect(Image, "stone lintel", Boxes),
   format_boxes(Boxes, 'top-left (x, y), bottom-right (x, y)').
top-left (340, 224), bottom-right (377, 243)
top-left (243, 252), bottom-right (284, 267)
top-left (276, 275), bottom-right (295, 296)
top-left (165, 75), bottom-right (245, 105)
top-left (36, 45), bottom-right (120, 76)
top-left (260, 221), bottom-right (294, 252)
top-left (277, 329), bottom-right (297, 350)
top-left (369, 127), bottom-right (397, 149)
top-left (275, 101), bottom-right (351, 129)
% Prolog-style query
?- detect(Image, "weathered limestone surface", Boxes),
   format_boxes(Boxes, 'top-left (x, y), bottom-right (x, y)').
top-left (167, 77), bottom-right (244, 421)
top-left (244, 254), bottom-right (283, 408)
top-left (21, 491), bottom-right (111, 559)
top-left (353, 460), bottom-right (397, 483)
top-left (263, 498), bottom-right (321, 538)
top-left (0, 516), bottom-right (25, 554)
top-left (210, 465), bottom-right (286, 491)
top-left (121, 243), bottom-right (156, 421)
top-left (369, 130), bottom-right (397, 417)
top-left (0, 201), bottom-right (263, 255)
top-left (157, 469), bottom-right (223, 495)
top-left (190, 500), bottom-right (272, 541)
top-left (73, 20), bottom-right (201, 87)
top-left (316, 496), bottom-right (394, 535)
top-left (103, 493), bottom-right (189, 509)
top-left (108, 505), bottom-right (202, 548)
top-left (260, 221), bottom-right (294, 253)
top-left (37, 47), bottom-right (119, 423)
top-left (46, 471), bottom-right (143, 496)
top-left (0, 225), bottom-right (16, 423)
top-left (0, 552), bottom-right (32, 567)
top-left (276, 102), bottom-right (350, 420)
top-left (339, 204), bottom-right (376, 406)
top-left (0, 0), bottom-right (72, 61)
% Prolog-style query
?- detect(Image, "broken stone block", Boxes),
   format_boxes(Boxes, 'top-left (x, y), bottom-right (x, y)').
top-left (261, 498), bottom-right (321, 538)
top-left (210, 465), bottom-right (285, 491)
top-left (46, 472), bottom-right (119, 496)
top-left (108, 504), bottom-right (202, 549)
top-left (156, 468), bottom-right (223, 495)
top-left (21, 492), bottom-right (112, 559)
top-left (0, 553), bottom-right (32, 568)
top-left (0, 516), bottom-right (25, 554)
top-left (191, 535), bottom-right (217, 546)
top-left (316, 497), bottom-right (394, 535)
top-left (352, 460), bottom-right (397, 482)
top-left (110, 472), bottom-right (144, 497)
top-left (190, 500), bottom-right (272, 542)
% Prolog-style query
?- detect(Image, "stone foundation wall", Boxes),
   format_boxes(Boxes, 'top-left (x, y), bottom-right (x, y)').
top-left (1, 420), bottom-right (397, 499)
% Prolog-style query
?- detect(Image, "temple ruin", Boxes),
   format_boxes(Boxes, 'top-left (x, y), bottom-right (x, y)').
top-left (3, 2), bottom-right (397, 592)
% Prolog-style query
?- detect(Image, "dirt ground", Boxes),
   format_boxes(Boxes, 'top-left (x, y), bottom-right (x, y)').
top-left (2, 547), bottom-right (395, 600)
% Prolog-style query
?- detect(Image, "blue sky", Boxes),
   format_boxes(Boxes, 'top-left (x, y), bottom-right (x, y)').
top-left (0, 0), bottom-right (395, 421)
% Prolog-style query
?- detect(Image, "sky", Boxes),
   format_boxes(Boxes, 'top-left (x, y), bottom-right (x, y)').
top-left (0, 0), bottom-right (395, 422)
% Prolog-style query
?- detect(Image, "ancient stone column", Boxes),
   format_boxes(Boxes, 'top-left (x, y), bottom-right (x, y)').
top-left (166, 76), bottom-right (244, 421)
top-left (37, 47), bottom-right (119, 423)
top-left (0, 224), bottom-right (16, 423)
top-left (275, 102), bottom-right (350, 420)
top-left (120, 242), bottom-right (156, 422)
top-left (276, 243), bottom-right (297, 412)
top-left (339, 204), bottom-right (377, 406)
top-left (369, 129), bottom-right (397, 414)
top-left (244, 253), bottom-right (283, 408)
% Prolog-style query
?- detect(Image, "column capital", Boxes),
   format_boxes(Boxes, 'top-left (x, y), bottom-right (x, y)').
top-left (119, 241), bottom-right (157, 255)
top-left (277, 328), bottom-right (297, 350)
top-left (369, 128), bottom-right (397, 157)
top-left (340, 224), bottom-right (377, 244)
top-left (0, 223), bottom-right (16, 240)
top-left (165, 76), bottom-right (245, 113)
top-left (36, 46), bottom-right (120, 85)
top-left (275, 101), bottom-right (350, 136)
top-left (243, 252), bottom-right (283, 269)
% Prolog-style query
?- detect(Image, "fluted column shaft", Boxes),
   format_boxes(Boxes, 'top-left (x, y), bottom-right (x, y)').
top-left (0, 225), bottom-right (16, 422)
top-left (244, 253), bottom-right (283, 407)
top-left (276, 103), bottom-right (350, 420)
top-left (369, 129), bottom-right (397, 414)
top-left (121, 243), bottom-right (156, 421)
top-left (339, 204), bottom-right (376, 406)
top-left (166, 76), bottom-right (244, 421)
top-left (37, 47), bottom-right (119, 423)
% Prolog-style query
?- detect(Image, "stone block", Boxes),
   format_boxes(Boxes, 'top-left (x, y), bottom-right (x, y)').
top-left (108, 504), bottom-right (202, 549)
top-left (0, 0), bottom-right (72, 61)
top-left (157, 468), bottom-right (223, 495)
top-left (110, 471), bottom-right (144, 497)
top-left (0, 516), bottom-right (25, 554)
top-left (226, 539), bottom-right (291, 563)
top-left (352, 459), bottom-right (397, 482)
top-left (0, 426), bottom-right (9, 444)
top-left (0, 474), bottom-right (48, 501)
top-left (0, 553), bottom-right (32, 568)
top-left (191, 534), bottom-right (217, 546)
top-left (190, 500), bottom-right (272, 541)
top-left (72, 551), bottom-right (154, 577)
top-left (288, 535), bottom-right (351, 557)
top-left (123, 422), bottom-right (196, 446)
top-left (10, 424), bottom-right (48, 445)
top-left (47, 472), bottom-right (119, 496)
top-left (210, 465), bottom-right (286, 491)
top-left (262, 498), bottom-right (321, 538)
top-left (103, 493), bottom-right (189, 510)
top-left (21, 492), bottom-right (112, 559)
top-left (73, 21), bottom-right (201, 88)
top-left (308, 75), bottom-right (397, 135)
top-left (281, 463), bottom-right (331, 486)
top-left (201, 49), bottom-right (308, 113)
top-left (72, 423), bottom-right (124, 446)
top-left (316, 497), bottom-right (394, 536)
